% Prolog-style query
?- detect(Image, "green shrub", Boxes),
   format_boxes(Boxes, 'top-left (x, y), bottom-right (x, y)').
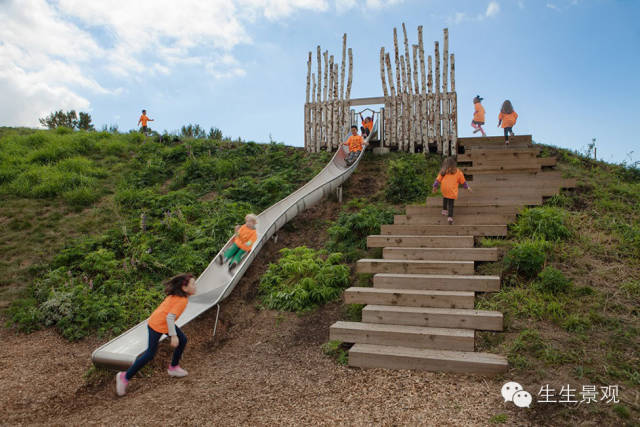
top-left (258, 247), bottom-right (350, 313)
top-left (512, 207), bottom-right (572, 241)
top-left (321, 340), bottom-right (349, 365)
top-left (504, 239), bottom-right (552, 278)
top-left (534, 266), bottom-right (572, 294)
top-left (385, 154), bottom-right (439, 204)
top-left (62, 187), bottom-right (101, 208)
top-left (327, 204), bottom-right (395, 261)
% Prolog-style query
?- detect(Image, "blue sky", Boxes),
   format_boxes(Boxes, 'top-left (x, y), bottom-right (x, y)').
top-left (1, 0), bottom-right (638, 163)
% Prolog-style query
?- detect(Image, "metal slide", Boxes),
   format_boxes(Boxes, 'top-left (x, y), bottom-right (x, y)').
top-left (92, 122), bottom-right (378, 369)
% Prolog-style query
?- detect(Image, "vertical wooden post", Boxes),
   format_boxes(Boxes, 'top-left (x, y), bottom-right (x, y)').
top-left (316, 46), bottom-right (322, 152)
top-left (385, 53), bottom-right (397, 148)
top-left (305, 51), bottom-right (311, 151)
top-left (346, 47), bottom-right (353, 141)
top-left (402, 23), bottom-right (414, 151)
top-left (400, 55), bottom-right (409, 152)
top-left (450, 53), bottom-right (457, 155)
top-left (328, 55), bottom-right (334, 150)
top-left (418, 26), bottom-right (427, 147)
top-left (412, 44), bottom-right (420, 150)
top-left (333, 63), bottom-right (339, 148)
top-left (427, 55), bottom-right (433, 144)
top-left (434, 41), bottom-right (441, 154)
top-left (340, 34), bottom-right (347, 140)
top-left (323, 50), bottom-right (329, 150)
top-left (393, 28), bottom-right (403, 150)
top-left (380, 47), bottom-right (389, 147)
top-left (311, 72), bottom-right (317, 152)
top-left (442, 28), bottom-right (449, 156)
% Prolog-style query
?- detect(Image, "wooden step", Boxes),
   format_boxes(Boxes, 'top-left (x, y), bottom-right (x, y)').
top-left (469, 179), bottom-right (575, 190)
top-left (468, 159), bottom-right (542, 168)
top-left (457, 188), bottom-right (558, 198)
top-left (470, 171), bottom-right (564, 182)
top-left (383, 247), bottom-right (498, 262)
top-left (344, 287), bottom-right (475, 308)
top-left (425, 197), bottom-right (541, 207)
top-left (539, 157), bottom-right (557, 167)
top-left (357, 259), bottom-right (474, 275)
top-left (395, 214), bottom-right (515, 225)
top-left (458, 135), bottom-right (532, 146)
top-left (373, 273), bottom-right (501, 292)
top-left (381, 224), bottom-right (508, 236)
top-left (367, 235), bottom-right (474, 248)
top-left (349, 344), bottom-right (508, 374)
top-left (330, 321), bottom-right (475, 351)
top-left (457, 148), bottom-right (540, 161)
top-left (462, 165), bottom-right (541, 174)
top-left (405, 205), bottom-right (522, 216)
top-left (362, 305), bottom-right (503, 331)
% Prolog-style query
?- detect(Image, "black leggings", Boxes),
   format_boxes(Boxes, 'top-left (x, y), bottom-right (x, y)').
top-left (443, 197), bottom-right (454, 217)
top-left (360, 126), bottom-right (371, 137)
top-left (504, 127), bottom-right (513, 141)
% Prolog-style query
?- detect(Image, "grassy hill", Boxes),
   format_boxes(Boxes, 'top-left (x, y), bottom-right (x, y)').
top-left (0, 127), bottom-right (638, 424)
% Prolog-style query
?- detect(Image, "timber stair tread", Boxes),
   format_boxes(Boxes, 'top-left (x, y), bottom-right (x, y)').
top-left (344, 287), bottom-right (475, 308)
top-left (348, 344), bottom-right (508, 374)
top-left (382, 247), bottom-right (498, 261)
top-left (367, 235), bottom-right (474, 248)
top-left (381, 224), bottom-right (508, 236)
top-left (373, 273), bottom-right (501, 292)
top-left (394, 214), bottom-right (515, 225)
top-left (356, 259), bottom-right (475, 275)
top-left (362, 305), bottom-right (504, 331)
top-left (330, 321), bottom-right (475, 351)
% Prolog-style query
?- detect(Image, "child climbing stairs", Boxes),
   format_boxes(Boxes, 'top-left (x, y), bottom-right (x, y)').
top-left (329, 135), bottom-right (576, 374)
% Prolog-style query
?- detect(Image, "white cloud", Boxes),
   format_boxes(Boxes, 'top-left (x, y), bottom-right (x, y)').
top-left (335, 0), bottom-right (404, 14)
top-left (0, 0), bottom-right (333, 127)
top-left (447, 1), bottom-right (500, 24)
top-left (547, 2), bottom-right (560, 11)
top-left (486, 1), bottom-right (500, 17)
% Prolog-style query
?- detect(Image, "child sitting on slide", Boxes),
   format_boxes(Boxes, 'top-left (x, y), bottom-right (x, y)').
top-left (217, 214), bottom-right (258, 273)
top-left (359, 112), bottom-right (374, 137)
top-left (343, 125), bottom-right (367, 166)
top-left (116, 273), bottom-right (196, 396)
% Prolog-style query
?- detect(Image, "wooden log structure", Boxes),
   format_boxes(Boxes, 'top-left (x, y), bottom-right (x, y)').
top-left (304, 26), bottom-right (457, 154)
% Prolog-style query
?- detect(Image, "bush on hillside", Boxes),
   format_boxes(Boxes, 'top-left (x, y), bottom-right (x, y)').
top-left (258, 247), bottom-right (350, 313)
top-left (534, 266), bottom-right (572, 294)
top-left (504, 239), bottom-right (552, 279)
top-left (385, 154), bottom-right (440, 204)
top-left (512, 207), bottom-right (572, 241)
top-left (327, 202), bottom-right (395, 261)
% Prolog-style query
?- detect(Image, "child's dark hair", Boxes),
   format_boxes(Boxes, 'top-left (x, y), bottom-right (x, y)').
top-left (439, 156), bottom-right (458, 176)
top-left (164, 273), bottom-right (194, 297)
top-left (142, 109), bottom-right (146, 114)
top-left (501, 100), bottom-right (514, 114)
top-left (351, 125), bottom-right (358, 130)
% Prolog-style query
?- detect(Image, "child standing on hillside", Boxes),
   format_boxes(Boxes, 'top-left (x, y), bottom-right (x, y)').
top-left (137, 109), bottom-right (154, 134)
top-left (471, 95), bottom-right (486, 136)
top-left (498, 100), bottom-right (518, 144)
top-left (217, 214), bottom-right (258, 273)
top-left (343, 125), bottom-right (367, 166)
top-left (432, 157), bottom-right (472, 225)
top-left (116, 273), bottom-right (196, 397)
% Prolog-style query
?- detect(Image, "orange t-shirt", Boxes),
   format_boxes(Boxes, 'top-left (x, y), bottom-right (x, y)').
top-left (362, 120), bottom-right (373, 131)
top-left (139, 114), bottom-right (150, 126)
top-left (498, 111), bottom-right (518, 128)
top-left (436, 169), bottom-right (466, 200)
top-left (148, 295), bottom-right (188, 334)
top-left (473, 103), bottom-right (485, 123)
top-left (234, 224), bottom-right (257, 252)
top-left (344, 135), bottom-right (364, 152)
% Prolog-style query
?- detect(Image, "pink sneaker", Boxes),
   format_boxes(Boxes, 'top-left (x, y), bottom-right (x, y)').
top-left (441, 210), bottom-right (447, 216)
top-left (447, 217), bottom-right (454, 225)
top-left (116, 371), bottom-right (129, 396)
top-left (168, 365), bottom-right (188, 377)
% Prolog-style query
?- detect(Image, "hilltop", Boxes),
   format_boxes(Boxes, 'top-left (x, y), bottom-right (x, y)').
top-left (0, 127), bottom-right (638, 425)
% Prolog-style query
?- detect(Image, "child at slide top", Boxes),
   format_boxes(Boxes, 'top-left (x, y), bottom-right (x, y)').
top-left (343, 125), bottom-right (368, 166)
top-left (359, 112), bottom-right (374, 137)
top-left (471, 95), bottom-right (486, 137)
top-left (116, 273), bottom-right (196, 397)
top-left (432, 157), bottom-right (472, 225)
top-left (498, 100), bottom-right (518, 144)
top-left (137, 109), bottom-right (154, 134)
top-left (217, 214), bottom-right (258, 273)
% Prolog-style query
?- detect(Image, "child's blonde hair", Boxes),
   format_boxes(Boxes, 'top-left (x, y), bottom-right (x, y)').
top-left (439, 156), bottom-right (458, 176)
top-left (245, 213), bottom-right (258, 223)
top-left (501, 100), bottom-right (514, 114)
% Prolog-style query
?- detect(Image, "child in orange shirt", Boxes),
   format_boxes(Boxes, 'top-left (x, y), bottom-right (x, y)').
top-left (359, 112), bottom-right (374, 137)
top-left (217, 213), bottom-right (258, 273)
top-left (432, 157), bottom-right (472, 225)
top-left (343, 125), bottom-right (367, 166)
top-left (471, 95), bottom-right (486, 136)
top-left (116, 273), bottom-right (196, 396)
top-left (137, 109), bottom-right (154, 134)
top-left (498, 100), bottom-right (518, 145)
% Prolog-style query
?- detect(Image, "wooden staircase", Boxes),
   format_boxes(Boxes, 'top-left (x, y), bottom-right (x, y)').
top-left (329, 135), bottom-right (576, 375)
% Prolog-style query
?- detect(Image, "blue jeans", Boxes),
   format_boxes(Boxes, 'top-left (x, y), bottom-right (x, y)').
top-left (125, 325), bottom-right (187, 380)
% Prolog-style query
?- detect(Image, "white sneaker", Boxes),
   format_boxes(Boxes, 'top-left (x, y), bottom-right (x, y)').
top-left (116, 372), bottom-right (129, 396)
top-left (168, 365), bottom-right (188, 377)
